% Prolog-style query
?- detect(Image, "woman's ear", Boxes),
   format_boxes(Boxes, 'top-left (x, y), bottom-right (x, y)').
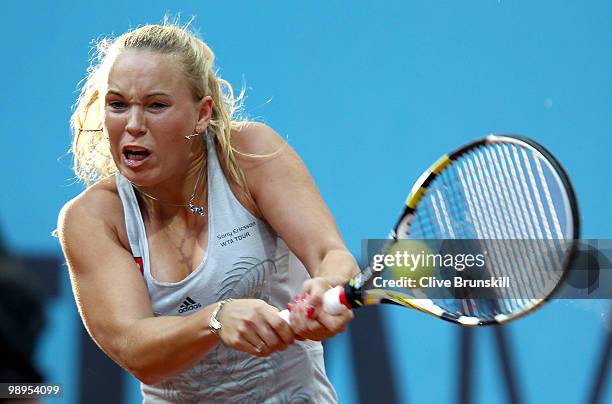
top-left (196, 96), bottom-right (214, 131)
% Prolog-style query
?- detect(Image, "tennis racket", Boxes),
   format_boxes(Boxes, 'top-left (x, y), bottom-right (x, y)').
top-left (279, 134), bottom-right (579, 325)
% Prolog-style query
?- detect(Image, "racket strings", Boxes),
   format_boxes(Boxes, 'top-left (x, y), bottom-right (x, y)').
top-left (506, 145), bottom-right (565, 285)
top-left (474, 147), bottom-right (540, 303)
top-left (405, 142), bottom-right (570, 322)
top-left (459, 154), bottom-right (527, 314)
top-left (483, 146), bottom-right (543, 304)
top-left (489, 145), bottom-right (553, 305)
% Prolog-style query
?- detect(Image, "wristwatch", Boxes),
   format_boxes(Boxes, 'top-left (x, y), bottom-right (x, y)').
top-left (209, 299), bottom-right (233, 337)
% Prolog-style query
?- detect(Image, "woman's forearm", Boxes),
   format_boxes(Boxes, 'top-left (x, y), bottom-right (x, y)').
top-left (314, 249), bottom-right (360, 285)
top-left (116, 304), bottom-right (219, 384)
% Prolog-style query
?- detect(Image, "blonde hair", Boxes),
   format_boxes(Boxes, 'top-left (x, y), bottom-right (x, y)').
top-left (70, 20), bottom-right (251, 198)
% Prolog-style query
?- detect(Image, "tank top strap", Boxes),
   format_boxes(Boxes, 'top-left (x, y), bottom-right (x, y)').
top-left (205, 132), bottom-right (257, 222)
top-left (115, 174), bottom-right (149, 274)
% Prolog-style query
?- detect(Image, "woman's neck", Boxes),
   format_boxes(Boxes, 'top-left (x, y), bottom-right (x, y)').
top-left (134, 156), bottom-right (208, 222)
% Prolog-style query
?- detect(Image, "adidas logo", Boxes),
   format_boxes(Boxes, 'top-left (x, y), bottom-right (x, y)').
top-left (178, 296), bottom-right (202, 314)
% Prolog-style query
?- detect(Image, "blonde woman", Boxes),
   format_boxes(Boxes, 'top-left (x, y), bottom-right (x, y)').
top-left (57, 22), bottom-right (358, 403)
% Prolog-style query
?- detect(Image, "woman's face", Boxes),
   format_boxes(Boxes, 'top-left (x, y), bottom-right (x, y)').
top-left (104, 49), bottom-right (209, 187)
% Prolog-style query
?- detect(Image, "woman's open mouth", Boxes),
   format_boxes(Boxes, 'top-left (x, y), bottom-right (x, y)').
top-left (121, 145), bottom-right (151, 168)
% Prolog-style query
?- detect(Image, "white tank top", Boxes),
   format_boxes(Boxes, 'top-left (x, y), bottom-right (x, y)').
top-left (115, 133), bottom-right (337, 403)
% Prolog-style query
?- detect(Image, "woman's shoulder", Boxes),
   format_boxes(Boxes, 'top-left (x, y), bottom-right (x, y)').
top-left (230, 122), bottom-right (289, 159)
top-left (58, 176), bottom-right (124, 236)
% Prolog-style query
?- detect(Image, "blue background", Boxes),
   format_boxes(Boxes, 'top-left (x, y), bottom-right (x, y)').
top-left (1, 1), bottom-right (610, 403)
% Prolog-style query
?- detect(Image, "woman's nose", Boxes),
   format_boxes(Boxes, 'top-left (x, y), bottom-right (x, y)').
top-left (125, 106), bottom-right (146, 136)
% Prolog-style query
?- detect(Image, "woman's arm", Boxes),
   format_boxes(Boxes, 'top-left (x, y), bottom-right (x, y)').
top-left (233, 123), bottom-right (360, 339)
top-left (58, 186), bottom-right (293, 384)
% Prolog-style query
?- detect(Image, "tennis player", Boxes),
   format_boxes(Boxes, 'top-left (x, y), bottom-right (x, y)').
top-left (57, 22), bottom-right (358, 403)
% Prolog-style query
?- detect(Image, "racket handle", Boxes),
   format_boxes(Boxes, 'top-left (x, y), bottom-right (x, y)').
top-left (278, 286), bottom-right (347, 324)
top-left (323, 285), bottom-right (348, 314)
top-left (278, 309), bottom-right (291, 323)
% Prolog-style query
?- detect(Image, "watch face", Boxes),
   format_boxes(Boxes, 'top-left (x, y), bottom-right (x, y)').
top-left (210, 300), bottom-right (231, 334)
top-left (210, 316), bottom-right (222, 330)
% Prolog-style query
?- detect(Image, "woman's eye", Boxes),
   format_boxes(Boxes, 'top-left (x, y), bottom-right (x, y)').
top-left (150, 102), bottom-right (168, 110)
top-left (108, 101), bottom-right (126, 109)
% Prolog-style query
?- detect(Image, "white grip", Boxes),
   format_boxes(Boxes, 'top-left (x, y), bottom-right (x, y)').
top-left (277, 286), bottom-right (345, 324)
top-left (278, 308), bottom-right (291, 323)
top-left (323, 286), bottom-right (346, 314)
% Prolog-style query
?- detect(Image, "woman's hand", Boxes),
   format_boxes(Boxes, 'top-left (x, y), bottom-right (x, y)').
top-left (217, 299), bottom-right (295, 356)
top-left (288, 277), bottom-right (354, 341)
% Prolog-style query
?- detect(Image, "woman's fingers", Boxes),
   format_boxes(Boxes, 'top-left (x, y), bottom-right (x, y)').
top-left (289, 299), bottom-right (329, 340)
top-left (219, 299), bottom-right (296, 356)
top-left (264, 310), bottom-right (296, 346)
top-left (289, 291), bottom-right (353, 340)
top-left (316, 307), bottom-right (353, 333)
